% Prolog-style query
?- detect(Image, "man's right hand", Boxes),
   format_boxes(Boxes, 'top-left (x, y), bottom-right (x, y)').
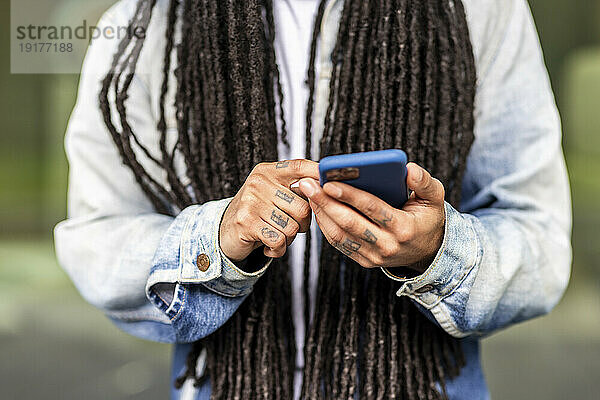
top-left (219, 159), bottom-right (319, 262)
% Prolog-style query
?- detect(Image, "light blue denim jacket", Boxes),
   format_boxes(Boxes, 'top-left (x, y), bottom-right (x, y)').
top-left (54, 0), bottom-right (572, 398)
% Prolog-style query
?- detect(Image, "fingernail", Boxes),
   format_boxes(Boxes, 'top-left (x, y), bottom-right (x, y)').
top-left (328, 184), bottom-right (342, 198)
top-left (416, 167), bottom-right (424, 182)
top-left (290, 181), bottom-right (300, 189)
top-left (299, 180), bottom-right (316, 197)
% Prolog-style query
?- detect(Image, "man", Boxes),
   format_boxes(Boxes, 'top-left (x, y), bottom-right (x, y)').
top-left (55, 0), bottom-right (571, 398)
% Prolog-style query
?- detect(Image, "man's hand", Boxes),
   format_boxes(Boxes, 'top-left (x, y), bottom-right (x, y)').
top-left (219, 160), bottom-right (318, 262)
top-left (298, 163), bottom-right (445, 273)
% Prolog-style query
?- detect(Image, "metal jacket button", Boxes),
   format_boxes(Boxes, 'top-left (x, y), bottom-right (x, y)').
top-left (197, 254), bottom-right (210, 272)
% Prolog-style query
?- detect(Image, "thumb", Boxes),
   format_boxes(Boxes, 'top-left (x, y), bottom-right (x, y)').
top-left (406, 163), bottom-right (445, 203)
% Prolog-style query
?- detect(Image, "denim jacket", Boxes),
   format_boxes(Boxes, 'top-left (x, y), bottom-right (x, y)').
top-left (54, 0), bottom-right (572, 398)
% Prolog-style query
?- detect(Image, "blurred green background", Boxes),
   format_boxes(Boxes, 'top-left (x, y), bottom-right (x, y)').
top-left (1, 0), bottom-right (599, 399)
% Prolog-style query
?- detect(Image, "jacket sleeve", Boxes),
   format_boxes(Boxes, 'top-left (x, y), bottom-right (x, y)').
top-left (54, 0), bottom-right (269, 344)
top-left (392, 0), bottom-right (572, 337)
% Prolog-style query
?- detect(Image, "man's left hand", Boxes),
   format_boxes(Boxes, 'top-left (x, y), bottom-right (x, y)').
top-left (298, 162), bottom-right (445, 273)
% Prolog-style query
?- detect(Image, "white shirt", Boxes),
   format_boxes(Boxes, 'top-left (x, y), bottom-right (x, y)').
top-left (272, 0), bottom-right (321, 396)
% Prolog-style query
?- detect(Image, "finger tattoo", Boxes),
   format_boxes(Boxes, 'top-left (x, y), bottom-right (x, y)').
top-left (334, 243), bottom-right (352, 256)
top-left (361, 229), bottom-right (378, 244)
top-left (270, 210), bottom-right (289, 229)
top-left (275, 190), bottom-right (294, 204)
top-left (373, 210), bottom-right (393, 227)
top-left (261, 227), bottom-right (280, 242)
top-left (335, 238), bottom-right (361, 256)
top-left (276, 161), bottom-right (289, 169)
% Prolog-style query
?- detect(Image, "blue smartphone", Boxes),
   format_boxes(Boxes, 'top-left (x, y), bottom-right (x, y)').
top-left (319, 149), bottom-right (409, 209)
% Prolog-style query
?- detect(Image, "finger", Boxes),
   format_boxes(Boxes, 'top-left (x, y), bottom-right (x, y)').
top-left (261, 219), bottom-right (295, 247)
top-left (271, 186), bottom-right (312, 233)
top-left (298, 178), bottom-right (329, 217)
top-left (406, 163), bottom-right (445, 204)
top-left (322, 181), bottom-right (402, 229)
top-left (307, 182), bottom-right (385, 241)
top-left (259, 206), bottom-right (300, 243)
top-left (270, 159), bottom-right (320, 184)
top-left (264, 247), bottom-right (286, 258)
top-left (289, 180), bottom-right (309, 201)
top-left (301, 178), bottom-right (380, 235)
top-left (311, 207), bottom-right (378, 268)
top-left (253, 222), bottom-right (287, 258)
top-left (300, 178), bottom-right (386, 241)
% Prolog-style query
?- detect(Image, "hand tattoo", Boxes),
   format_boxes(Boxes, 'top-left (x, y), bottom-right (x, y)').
top-left (276, 161), bottom-right (289, 169)
top-left (361, 229), bottom-right (378, 244)
top-left (275, 190), bottom-right (294, 204)
top-left (335, 238), bottom-right (361, 256)
top-left (270, 210), bottom-right (289, 229)
top-left (261, 227), bottom-right (280, 242)
top-left (373, 209), bottom-right (393, 227)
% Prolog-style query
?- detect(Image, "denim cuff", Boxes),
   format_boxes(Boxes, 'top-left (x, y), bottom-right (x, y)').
top-left (392, 202), bottom-right (481, 308)
top-left (202, 246), bottom-right (272, 297)
top-left (146, 198), bottom-right (271, 321)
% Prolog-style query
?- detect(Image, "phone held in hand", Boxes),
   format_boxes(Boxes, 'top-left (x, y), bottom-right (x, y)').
top-left (319, 149), bottom-right (409, 209)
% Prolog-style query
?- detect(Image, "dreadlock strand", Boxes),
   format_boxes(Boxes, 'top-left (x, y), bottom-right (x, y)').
top-left (339, 263), bottom-right (361, 398)
top-left (391, 0), bottom-right (411, 150)
top-left (302, 228), bottom-right (312, 340)
top-left (108, 0), bottom-right (184, 211)
top-left (412, 306), bottom-right (427, 399)
top-left (357, 0), bottom-right (381, 152)
top-left (432, 332), bottom-right (449, 399)
top-left (185, 0), bottom-right (214, 199)
top-left (212, 332), bottom-right (227, 398)
top-left (429, 0), bottom-right (453, 189)
top-left (441, 0), bottom-right (465, 198)
top-left (203, 0), bottom-right (240, 192)
top-left (421, 0), bottom-right (441, 171)
top-left (302, 243), bottom-right (331, 398)
top-left (361, 273), bottom-right (379, 399)
top-left (114, 0), bottom-right (159, 159)
top-left (422, 320), bottom-right (437, 400)
top-left (186, 0), bottom-right (209, 186)
top-left (100, 73), bottom-right (171, 214)
top-left (329, 0), bottom-right (362, 155)
top-left (156, 0), bottom-right (198, 205)
top-left (330, 258), bottom-right (353, 399)
top-left (246, 0), bottom-right (273, 163)
top-left (303, 243), bottom-right (341, 399)
top-left (449, 0), bottom-right (477, 206)
top-left (375, 276), bottom-right (389, 400)
top-left (258, 278), bottom-right (272, 397)
top-left (345, 0), bottom-right (374, 153)
top-left (387, 284), bottom-right (400, 399)
top-left (321, 246), bottom-right (343, 398)
top-left (271, 266), bottom-right (289, 400)
top-left (232, 312), bottom-right (244, 400)
top-left (404, 1), bottom-right (426, 163)
top-left (369, 0), bottom-right (391, 151)
top-left (241, 296), bottom-right (259, 399)
top-left (304, 0), bottom-right (329, 160)
top-left (262, 0), bottom-right (285, 150)
top-left (223, 319), bottom-right (236, 399)
top-left (230, 1), bottom-right (256, 173)
top-left (318, 0), bottom-right (352, 158)
top-left (400, 298), bottom-right (416, 400)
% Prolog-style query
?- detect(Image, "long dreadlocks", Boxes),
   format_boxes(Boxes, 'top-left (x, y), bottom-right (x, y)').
top-left (99, 0), bottom-right (476, 398)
